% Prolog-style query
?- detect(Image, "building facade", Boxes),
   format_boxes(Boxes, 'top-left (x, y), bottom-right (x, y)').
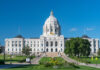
top-left (82, 35), bottom-right (99, 56)
top-left (5, 11), bottom-right (99, 56)
top-left (5, 11), bottom-right (64, 56)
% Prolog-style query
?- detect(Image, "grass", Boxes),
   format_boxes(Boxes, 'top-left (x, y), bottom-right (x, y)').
top-left (70, 56), bottom-right (100, 64)
top-left (1, 57), bottom-right (100, 70)
top-left (2, 65), bottom-right (100, 70)
top-left (0, 54), bottom-right (35, 63)
top-left (39, 57), bottom-right (66, 64)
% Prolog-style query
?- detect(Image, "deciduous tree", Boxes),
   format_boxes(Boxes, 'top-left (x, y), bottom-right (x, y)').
top-left (65, 37), bottom-right (91, 57)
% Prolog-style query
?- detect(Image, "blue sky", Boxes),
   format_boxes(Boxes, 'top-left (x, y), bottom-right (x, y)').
top-left (0, 0), bottom-right (100, 45)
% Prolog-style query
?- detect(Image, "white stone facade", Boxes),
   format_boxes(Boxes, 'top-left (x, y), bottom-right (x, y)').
top-left (82, 35), bottom-right (99, 55)
top-left (5, 11), bottom-right (99, 56)
top-left (5, 11), bottom-right (64, 55)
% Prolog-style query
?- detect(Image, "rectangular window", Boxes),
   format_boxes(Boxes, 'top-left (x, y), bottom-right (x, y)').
top-left (31, 44), bottom-right (32, 47)
top-left (61, 44), bottom-right (62, 47)
top-left (31, 41), bottom-right (32, 43)
top-left (15, 44), bottom-right (17, 47)
top-left (38, 44), bottom-right (39, 47)
top-left (12, 41), bottom-right (14, 43)
top-left (8, 44), bottom-right (9, 47)
top-left (41, 44), bottom-right (43, 47)
top-left (16, 49), bottom-right (17, 51)
top-left (12, 44), bottom-right (14, 47)
top-left (8, 41), bottom-right (10, 43)
top-left (94, 49), bottom-right (96, 53)
top-left (19, 49), bottom-right (21, 51)
top-left (34, 49), bottom-right (35, 51)
top-left (24, 41), bottom-right (25, 43)
top-left (15, 41), bottom-right (17, 43)
top-left (12, 48), bottom-right (13, 51)
top-left (8, 48), bottom-right (9, 51)
top-left (19, 41), bottom-right (21, 43)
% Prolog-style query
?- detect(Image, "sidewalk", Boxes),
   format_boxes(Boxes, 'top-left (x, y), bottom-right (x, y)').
top-left (0, 64), bottom-right (28, 69)
top-left (61, 53), bottom-right (100, 68)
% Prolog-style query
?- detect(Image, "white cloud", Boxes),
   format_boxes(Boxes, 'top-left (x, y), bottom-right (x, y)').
top-left (86, 28), bottom-right (94, 31)
top-left (70, 28), bottom-right (77, 32)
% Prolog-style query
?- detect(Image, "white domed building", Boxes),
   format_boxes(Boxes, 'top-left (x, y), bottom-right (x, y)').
top-left (5, 11), bottom-right (64, 57)
top-left (5, 11), bottom-right (99, 56)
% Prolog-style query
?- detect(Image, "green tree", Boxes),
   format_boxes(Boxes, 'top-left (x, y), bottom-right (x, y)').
top-left (65, 37), bottom-right (91, 57)
top-left (22, 46), bottom-right (32, 57)
top-left (0, 48), bottom-right (2, 53)
top-left (97, 49), bottom-right (100, 56)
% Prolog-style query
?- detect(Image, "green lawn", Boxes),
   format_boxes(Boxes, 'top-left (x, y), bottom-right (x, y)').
top-left (0, 54), bottom-right (35, 63)
top-left (1, 57), bottom-right (100, 70)
top-left (70, 56), bottom-right (100, 64)
top-left (2, 65), bottom-right (100, 70)
top-left (39, 57), bottom-right (65, 64)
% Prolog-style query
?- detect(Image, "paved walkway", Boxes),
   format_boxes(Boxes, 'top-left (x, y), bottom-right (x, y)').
top-left (61, 53), bottom-right (100, 68)
top-left (0, 64), bottom-right (28, 69)
top-left (31, 53), bottom-right (45, 64)
top-left (1, 53), bottom-right (100, 69)
top-left (0, 54), bottom-right (45, 69)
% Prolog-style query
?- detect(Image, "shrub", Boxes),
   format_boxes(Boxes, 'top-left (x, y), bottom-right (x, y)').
top-left (68, 63), bottom-right (79, 68)
top-left (19, 59), bottom-right (26, 63)
top-left (39, 57), bottom-right (66, 67)
top-left (29, 56), bottom-right (35, 59)
top-left (44, 62), bottom-right (52, 67)
top-left (0, 60), bottom-right (5, 65)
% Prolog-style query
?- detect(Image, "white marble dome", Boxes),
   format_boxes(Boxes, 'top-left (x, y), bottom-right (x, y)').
top-left (45, 11), bottom-right (58, 25)
top-left (43, 11), bottom-right (61, 36)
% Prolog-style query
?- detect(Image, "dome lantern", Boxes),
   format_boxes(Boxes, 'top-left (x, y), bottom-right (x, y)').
top-left (50, 10), bottom-right (54, 16)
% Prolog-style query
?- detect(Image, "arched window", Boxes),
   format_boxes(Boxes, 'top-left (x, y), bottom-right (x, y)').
top-left (61, 41), bottom-right (62, 47)
top-left (46, 41), bottom-right (48, 47)
top-left (51, 26), bottom-right (53, 32)
top-left (51, 48), bottom-right (53, 52)
top-left (55, 29), bottom-right (57, 32)
top-left (61, 48), bottom-right (63, 52)
top-left (55, 48), bottom-right (57, 52)
top-left (41, 49), bottom-right (43, 52)
top-left (46, 48), bottom-right (48, 52)
top-left (55, 41), bottom-right (57, 46)
top-left (51, 41), bottom-right (53, 46)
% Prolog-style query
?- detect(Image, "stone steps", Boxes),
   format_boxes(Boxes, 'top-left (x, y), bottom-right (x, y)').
top-left (45, 52), bottom-right (59, 57)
